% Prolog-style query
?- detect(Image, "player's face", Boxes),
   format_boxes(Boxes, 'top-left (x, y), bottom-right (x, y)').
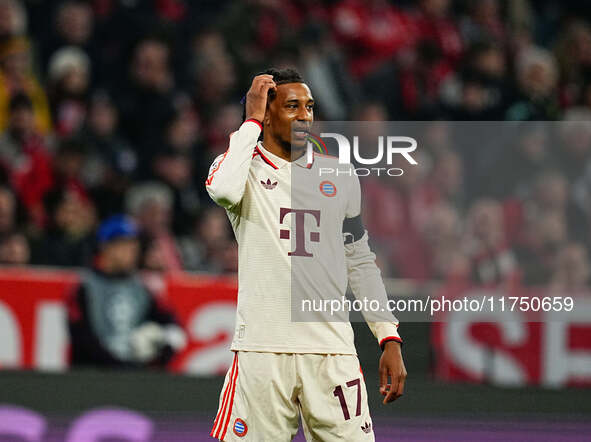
top-left (266, 82), bottom-right (314, 151)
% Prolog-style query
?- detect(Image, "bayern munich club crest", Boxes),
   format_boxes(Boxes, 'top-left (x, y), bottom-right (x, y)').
top-left (319, 180), bottom-right (337, 197)
top-left (233, 418), bottom-right (248, 437)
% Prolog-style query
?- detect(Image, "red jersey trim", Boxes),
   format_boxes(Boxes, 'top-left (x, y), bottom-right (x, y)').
top-left (205, 150), bottom-right (228, 186)
top-left (244, 119), bottom-right (263, 131)
top-left (380, 336), bottom-right (403, 350)
top-left (254, 146), bottom-right (279, 169)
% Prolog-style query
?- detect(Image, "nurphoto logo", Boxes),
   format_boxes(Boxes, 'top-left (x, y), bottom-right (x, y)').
top-left (306, 132), bottom-right (419, 177)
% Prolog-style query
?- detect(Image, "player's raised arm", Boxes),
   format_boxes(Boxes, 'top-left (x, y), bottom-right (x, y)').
top-left (205, 75), bottom-right (276, 208)
top-left (343, 172), bottom-right (407, 404)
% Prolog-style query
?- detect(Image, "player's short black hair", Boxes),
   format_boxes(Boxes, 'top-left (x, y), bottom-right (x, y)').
top-left (261, 67), bottom-right (304, 87)
top-left (264, 67), bottom-right (304, 103)
top-left (241, 67), bottom-right (305, 121)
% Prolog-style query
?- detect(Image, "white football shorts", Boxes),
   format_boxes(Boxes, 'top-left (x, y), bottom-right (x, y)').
top-left (210, 351), bottom-right (375, 441)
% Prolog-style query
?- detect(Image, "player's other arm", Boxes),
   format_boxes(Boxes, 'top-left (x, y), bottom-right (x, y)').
top-left (344, 224), bottom-right (402, 345)
top-left (205, 75), bottom-right (276, 208)
top-left (343, 173), bottom-right (401, 346)
top-left (343, 173), bottom-right (406, 403)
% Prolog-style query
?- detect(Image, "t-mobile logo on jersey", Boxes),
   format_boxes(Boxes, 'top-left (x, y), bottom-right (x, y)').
top-left (279, 208), bottom-right (320, 257)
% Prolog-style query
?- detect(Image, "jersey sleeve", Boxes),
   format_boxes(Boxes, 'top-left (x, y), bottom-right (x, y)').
top-left (344, 173), bottom-right (402, 349)
top-left (205, 119), bottom-right (262, 208)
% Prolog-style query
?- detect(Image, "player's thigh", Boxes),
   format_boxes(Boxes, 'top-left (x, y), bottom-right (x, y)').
top-left (211, 352), bottom-right (300, 442)
top-left (298, 354), bottom-right (375, 442)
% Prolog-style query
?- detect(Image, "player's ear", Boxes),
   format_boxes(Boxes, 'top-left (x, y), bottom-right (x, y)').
top-left (264, 104), bottom-right (271, 126)
top-left (264, 87), bottom-right (276, 126)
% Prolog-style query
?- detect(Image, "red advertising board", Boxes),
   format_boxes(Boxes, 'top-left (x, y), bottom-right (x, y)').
top-left (431, 281), bottom-right (591, 388)
top-left (2, 268), bottom-right (591, 386)
top-left (0, 268), bottom-right (238, 375)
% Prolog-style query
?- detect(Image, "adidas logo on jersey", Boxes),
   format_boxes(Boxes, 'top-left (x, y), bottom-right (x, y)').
top-left (260, 178), bottom-right (278, 190)
top-left (361, 422), bottom-right (372, 434)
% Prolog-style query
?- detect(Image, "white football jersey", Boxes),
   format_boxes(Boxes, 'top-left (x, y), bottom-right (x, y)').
top-left (206, 119), bottom-right (401, 354)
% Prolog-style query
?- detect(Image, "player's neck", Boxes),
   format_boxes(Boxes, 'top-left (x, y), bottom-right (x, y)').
top-left (262, 135), bottom-right (305, 163)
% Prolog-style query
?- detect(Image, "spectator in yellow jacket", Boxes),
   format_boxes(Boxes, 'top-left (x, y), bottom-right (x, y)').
top-left (0, 36), bottom-right (51, 134)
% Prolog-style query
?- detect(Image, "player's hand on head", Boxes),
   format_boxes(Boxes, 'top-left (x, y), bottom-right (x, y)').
top-left (379, 341), bottom-right (407, 404)
top-left (245, 74), bottom-right (276, 123)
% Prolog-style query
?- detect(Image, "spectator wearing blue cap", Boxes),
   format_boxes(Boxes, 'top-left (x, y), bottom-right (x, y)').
top-left (95, 214), bottom-right (140, 272)
top-left (67, 214), bottom-right (186, 368)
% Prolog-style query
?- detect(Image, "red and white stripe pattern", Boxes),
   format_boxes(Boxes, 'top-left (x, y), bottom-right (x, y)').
top-left (205, 150), bottom-right (228, 186)
top-left (254, 146), bottom-right (278, 169)
top-left (244, 118), bottom-right (262, 131)
top-left (211, 353), bottom-right (239, 440)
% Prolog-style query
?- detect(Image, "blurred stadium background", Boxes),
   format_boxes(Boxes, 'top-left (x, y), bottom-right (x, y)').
top-left (0, 0), bottom-right (591, 440)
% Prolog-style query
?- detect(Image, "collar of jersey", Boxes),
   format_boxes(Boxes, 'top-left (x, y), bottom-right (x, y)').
top-left (256, 141), bottom-right (314, 169)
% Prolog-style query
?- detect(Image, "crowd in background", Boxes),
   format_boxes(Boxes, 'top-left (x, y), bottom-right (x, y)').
top-left (0, 0), bottom-right (590, 290)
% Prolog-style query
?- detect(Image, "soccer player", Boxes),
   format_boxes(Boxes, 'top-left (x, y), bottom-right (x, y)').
top-left (206, 68), bottom-right (406, 441)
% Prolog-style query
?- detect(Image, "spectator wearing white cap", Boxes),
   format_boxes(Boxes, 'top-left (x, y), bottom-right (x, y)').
top-left (47, 46), bottom-right (90, 137)
top-left (125, 181), bottom-right (184, 272)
